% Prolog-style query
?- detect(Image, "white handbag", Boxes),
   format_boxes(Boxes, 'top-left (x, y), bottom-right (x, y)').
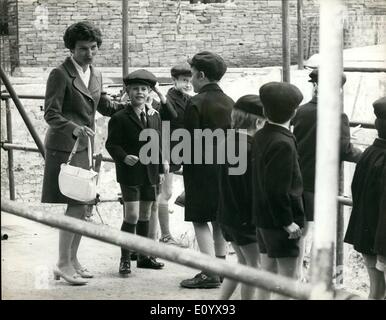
top-left (58, 136), bottom-right (98, 202)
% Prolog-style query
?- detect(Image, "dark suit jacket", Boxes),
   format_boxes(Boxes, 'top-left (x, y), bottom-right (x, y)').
top-left (218, 132), bottom-right (254, 228)
top-left (251, 123), bottom-right (305, 229)
top-left (344, 138), bottom-right (386, 255)
top-left (291, 97), bottom-right (362, 192)
top-left (44, 57), bottom-right (121, 152)
top-left (183, 83), bottom-right (234, 222)
top-left (105, 104), bottom-right (162, 186)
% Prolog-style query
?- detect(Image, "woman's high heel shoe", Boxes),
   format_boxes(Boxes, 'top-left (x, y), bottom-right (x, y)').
top-left (75, 266), bottom-right (94, 278)
top-left (53, 266), bottom-right (88, 285)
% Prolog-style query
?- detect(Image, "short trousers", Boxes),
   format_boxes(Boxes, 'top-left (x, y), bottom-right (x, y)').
top-left (257, 228), bottom-right (300, 258)
top-left (303, 191), bottom-right (314, 222)
top-left (220, 224), bottom-right (257, 246)
top-left (120, 183), bottom-right (159, 202)
top-left (376, 255), bottom-right (386, 273)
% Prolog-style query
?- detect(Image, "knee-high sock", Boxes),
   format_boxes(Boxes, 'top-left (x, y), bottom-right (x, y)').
top-left (137, 220), bottom-right (150, 260)
top-left (121, 221), bottom-right (136, 259)
top-left (137, 220), bottom-right (149, 238)
top-left (158, 203), bottom-right (171, 238)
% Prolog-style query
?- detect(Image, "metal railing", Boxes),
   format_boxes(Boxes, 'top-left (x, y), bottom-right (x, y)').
top-left (1, 198), bottom-right (362, 300)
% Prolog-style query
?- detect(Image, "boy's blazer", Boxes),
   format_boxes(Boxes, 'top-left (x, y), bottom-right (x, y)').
top-left (105, 105), bottom-right (162, 186)
top-left (251, 122), bottom-right (305, 229)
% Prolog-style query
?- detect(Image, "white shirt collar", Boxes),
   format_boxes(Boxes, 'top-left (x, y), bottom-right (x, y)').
top-left (70, 56), bottom-right (91, 88)
top-left (268, 120), bottom-right (291, 130)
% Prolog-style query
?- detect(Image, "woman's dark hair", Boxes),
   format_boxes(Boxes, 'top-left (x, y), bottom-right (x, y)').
top-left (63, 21), bottom-right (102, 50)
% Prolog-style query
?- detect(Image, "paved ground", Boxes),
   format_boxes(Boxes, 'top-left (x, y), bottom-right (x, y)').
top-left (1, 210), bottom-right (241, 300)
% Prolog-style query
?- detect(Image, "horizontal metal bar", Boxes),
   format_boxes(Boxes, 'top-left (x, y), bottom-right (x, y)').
top-left (1, 142), bottom-right (114, 163)
top-left (349, 121), bottom-right (375, 129)
top-left (1, 142), bottom-right (41, 153)
top-left (343, 67), bottom-right (386, 73)
top-left (337, 195), bottom-right (353, 207)
top-left (1, 94), bottom-right (45, 100)
top-left (1, 198), bottom-right (314, 299)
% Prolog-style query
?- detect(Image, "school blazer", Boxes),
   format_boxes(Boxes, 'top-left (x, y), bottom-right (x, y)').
top-left (105, 105), bottom-right (162, 186)
top-left (44, 57), bottom-right (120, 152)
top-left (291, 97), bottom-right (362, 192)
top-left (251, 123), bottom-right (305, 229)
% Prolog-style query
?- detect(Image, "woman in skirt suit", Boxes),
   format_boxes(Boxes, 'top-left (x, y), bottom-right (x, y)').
top-left (42, 22), bottom-right (122, 285)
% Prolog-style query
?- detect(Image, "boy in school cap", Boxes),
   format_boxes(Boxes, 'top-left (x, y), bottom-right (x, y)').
top-left (308, 68), bottom-right (347, 86)
top-left (218, 94), bottom-right (267, 299)
top-left (251, 82), bottom-right (305, 299)
top-left (148, 63), bottom-right (193, 248)
top-left (233, 94), bottom-right (265, 117)
top-left (123, 69), bottom-right (158, 87)
top-left (171, 63), bottom-right (193, 79)
top-left (345, 96), bottom-right (386, 299)
top-left (187, 51), bottom-right (227, 83)
top-left (106, 69), bottom-right (168, 275)
top-left (292, 68), bottom-right (361, 280)
top-left (259, 82), bottom-right (303, 123)
top-left (181, 51), bottom-right (233, 289)
top-left (374, 96), bottom-right (386, 139)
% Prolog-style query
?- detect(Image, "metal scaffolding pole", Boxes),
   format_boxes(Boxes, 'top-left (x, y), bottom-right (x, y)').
top-left (311, 0), bottom-right (344, 299)
top-left (282, 0), bottom-right (291, 82)
top-left (0, 66), bottom-right (45, 158)
top-left (122, 0), bottom-right (129, 78)
top-left (297, 0), bottom-right (304, 69)
top-left (5, 99), bottom-right (15, 200)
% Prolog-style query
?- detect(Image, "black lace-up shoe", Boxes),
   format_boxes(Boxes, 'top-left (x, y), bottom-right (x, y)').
top-left (180, 272), bottom-right (221, 289)
top-left (119, 259), bottom-right (131, 276)
top-left (137, 256), bottom-right (164, 269)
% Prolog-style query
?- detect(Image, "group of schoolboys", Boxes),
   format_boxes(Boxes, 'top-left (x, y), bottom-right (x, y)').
top-left (105, 50), bottom-right (386, 300)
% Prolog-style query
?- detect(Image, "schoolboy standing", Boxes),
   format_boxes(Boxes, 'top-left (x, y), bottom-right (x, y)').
top-left (291, 69), bottom-right (362, 278)
top-left (180, 51), bottom-right (234, 289)
top-left (106, 69), bottom-right (168, 276)
top-left (217, 95), bottom-right (266, 299)
top-left (344, 97), bottom-right (386, 299)
top-left (149, 64), bottom-right (193, 247)
top-left (251, 82), bottom-right (305, 299)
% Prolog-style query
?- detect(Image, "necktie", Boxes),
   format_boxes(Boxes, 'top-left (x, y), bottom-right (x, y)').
top-left (140, 111), bottom-right (147, 128)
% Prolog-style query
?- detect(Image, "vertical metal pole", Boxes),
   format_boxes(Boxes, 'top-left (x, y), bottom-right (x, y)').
top-left (282, 0), bottom-right (291, 82)
top-left (122, 0), bottom-right (129, 78)
top-left (297, 0), bottom-right (304, 69)
top-left (311, 0), bottom-right (344, 299)
top-left (336, 164), bottom-right (345, 288)
top-left (5, 98), bottom-right (16, 200)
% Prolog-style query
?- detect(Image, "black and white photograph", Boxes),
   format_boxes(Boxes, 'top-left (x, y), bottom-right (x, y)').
top-left (1, 0), bottom-right (385, 307)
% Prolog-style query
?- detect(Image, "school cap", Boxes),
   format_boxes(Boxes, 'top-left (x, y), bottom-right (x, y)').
top-left (259, 82), bottom-right (303, 123)
top-left (373, 97), bottom-right (386, 119)
top-left (308, 68), bottom-right (347, 86)
top-left (187, 51), bottom-right (227, 81)
top-left (171, 63), bottom-right (192, 78)
top-left (233, 95), bottom-right (264, 117)
top-left (123, 69), bottom-right (157, 87)
top-left (373, 96), bottom-right (386, 139)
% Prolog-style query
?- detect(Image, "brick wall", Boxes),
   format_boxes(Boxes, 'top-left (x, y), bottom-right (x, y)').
top-left (12, 0), bottom-right (385, 69)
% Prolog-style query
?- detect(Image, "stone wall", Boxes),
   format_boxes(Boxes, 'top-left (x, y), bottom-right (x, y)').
top-left (0, 0), bottom-right (18, 72)
top-left (13, 0), bottom-right (386, 69)
top-left (304, 0), bottom-right (386, 57)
